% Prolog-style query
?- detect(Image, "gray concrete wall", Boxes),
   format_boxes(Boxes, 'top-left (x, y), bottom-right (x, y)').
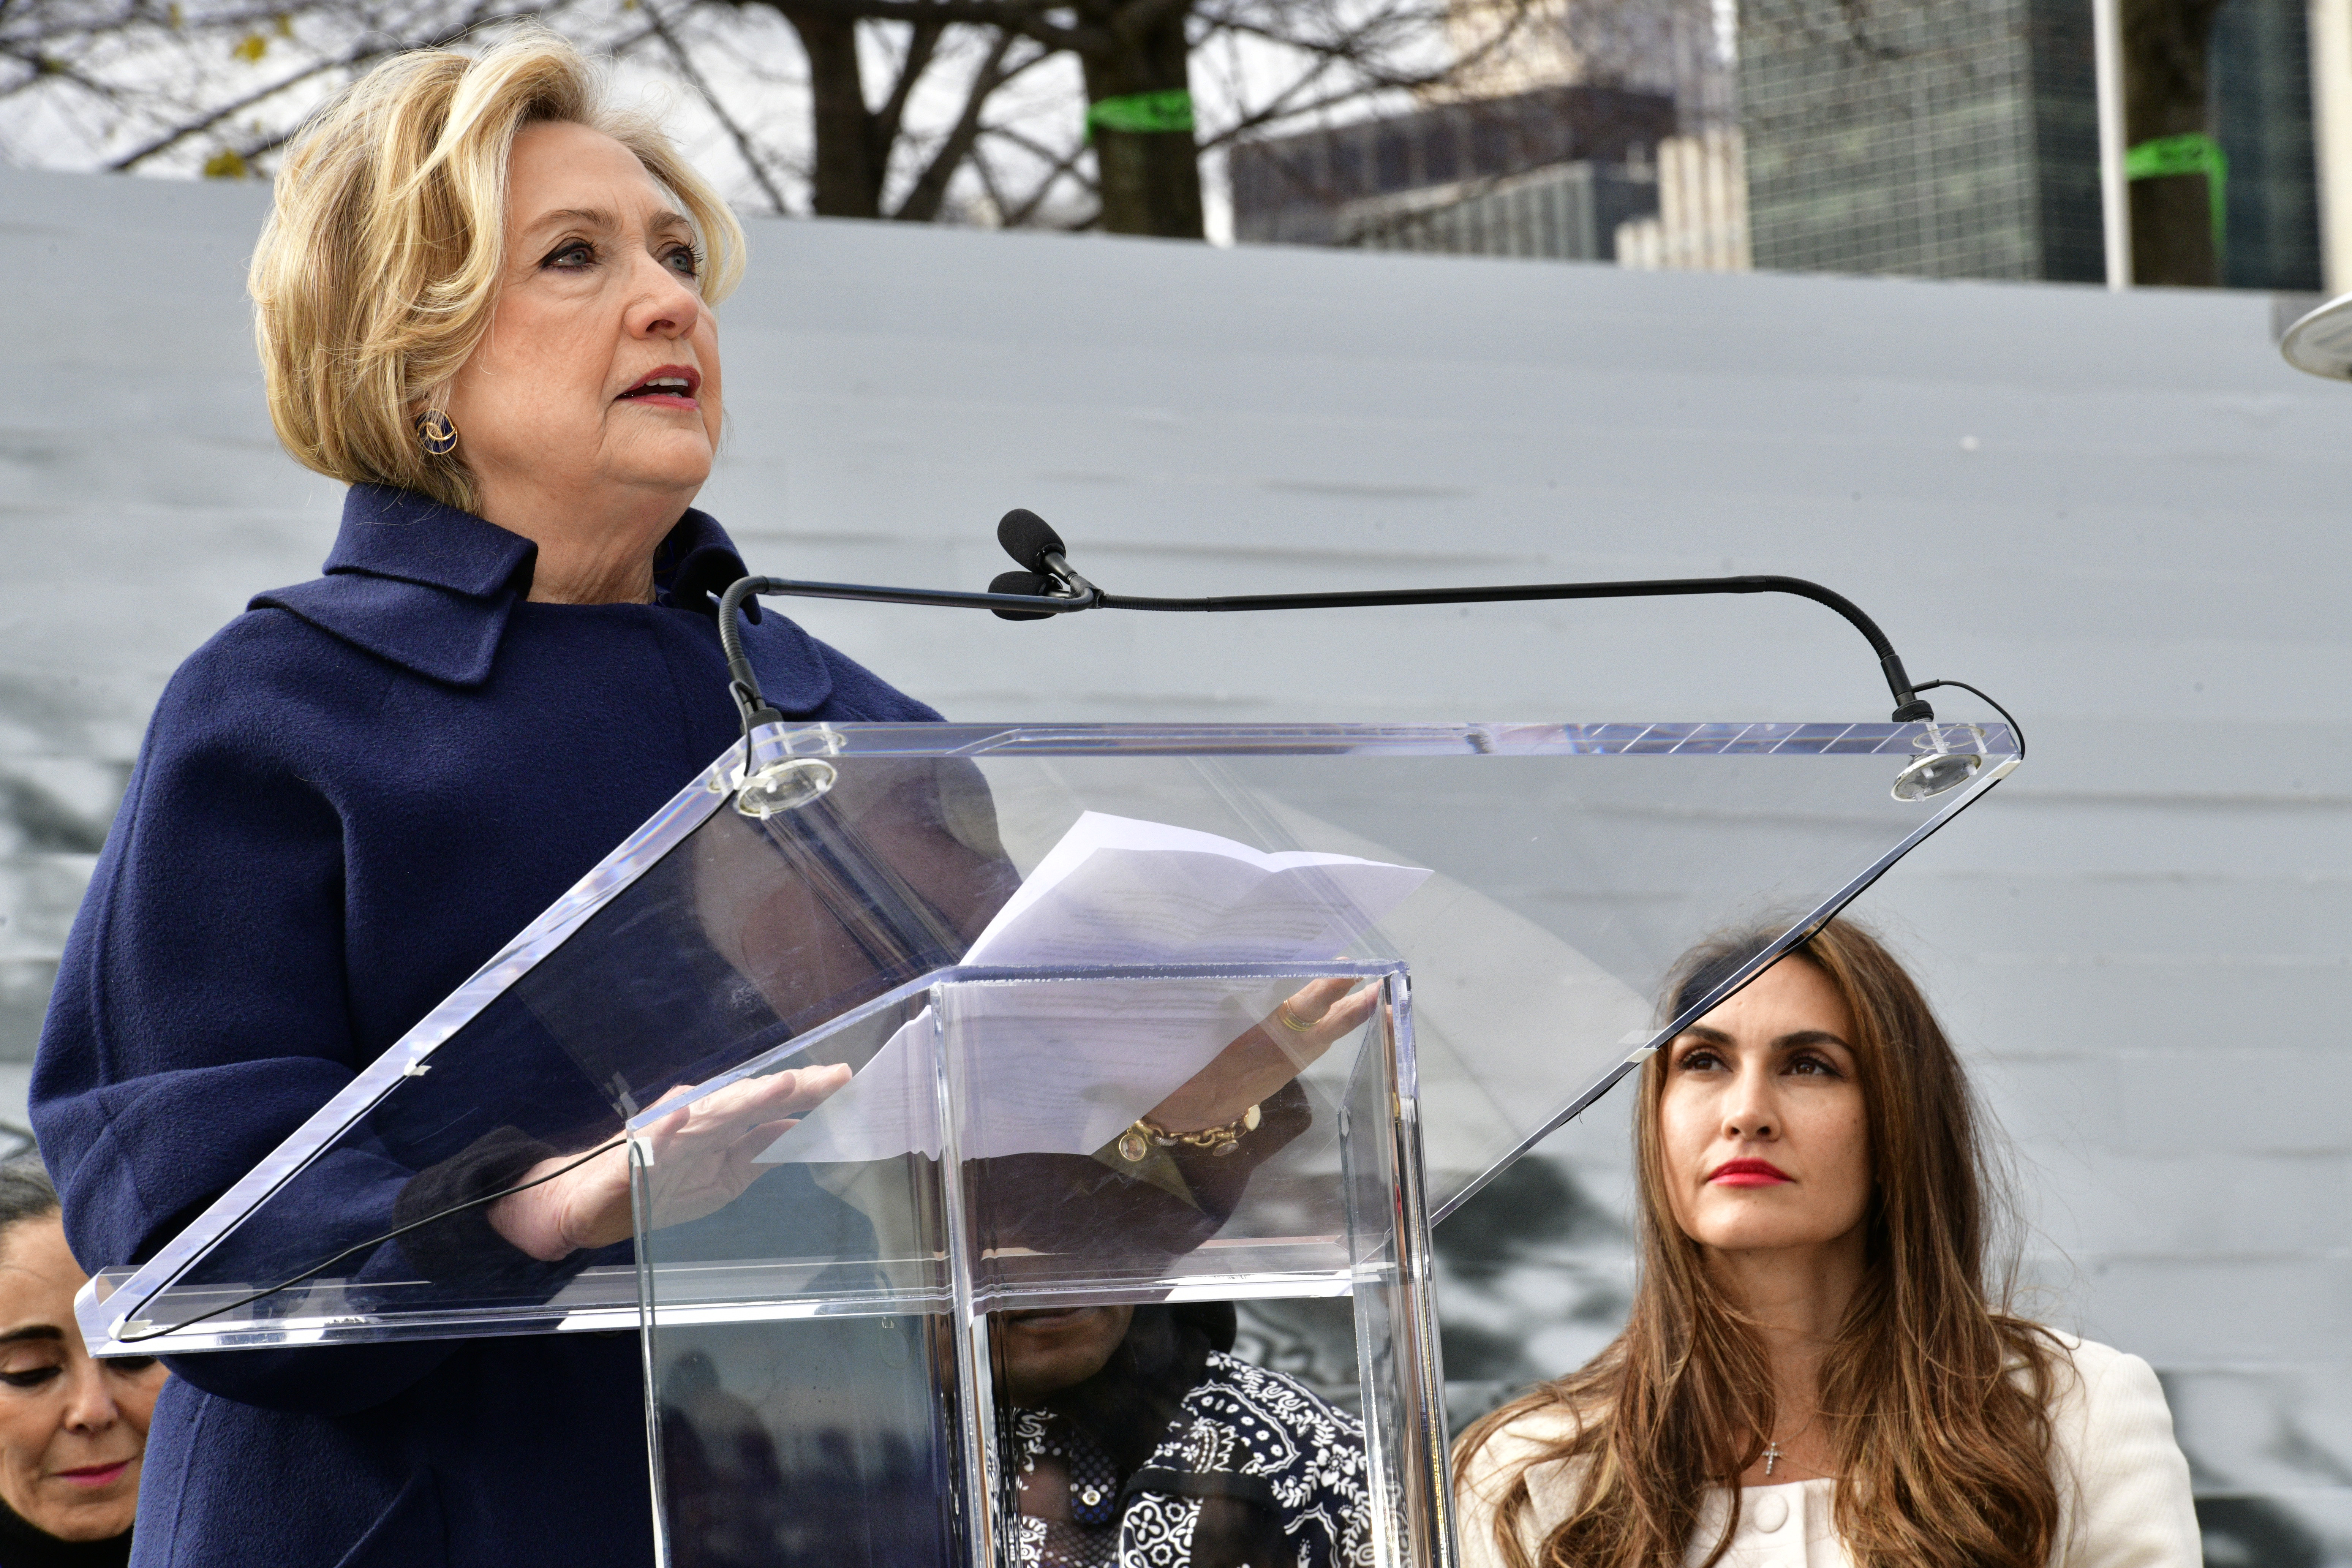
top-left (5, 164), bottom-right (2347, 1561)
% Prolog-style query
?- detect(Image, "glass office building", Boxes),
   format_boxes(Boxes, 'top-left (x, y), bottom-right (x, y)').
top-left (1739, 0), bottom-right (2320, 289)
top-left (1228, 85), bottom-right (1675, 252)
top-left (1738, 0), bottom-right (2104, 282)
top-left (2211, 0), bottom-right (2323, 292)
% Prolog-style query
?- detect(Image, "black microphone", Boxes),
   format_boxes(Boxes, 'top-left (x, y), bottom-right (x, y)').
top-left (989, 511), bottom-right (1066, 622)
top-left (987, 571), bottom-right (1056, 621)
top-left (997, 509), bottom-right (1065, 575)
top-left (993, 508), bottom-right (1097, 616)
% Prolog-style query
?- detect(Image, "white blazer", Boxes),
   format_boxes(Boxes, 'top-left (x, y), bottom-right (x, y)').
top-left (1453, 1336), bottom-right (2200, 1568)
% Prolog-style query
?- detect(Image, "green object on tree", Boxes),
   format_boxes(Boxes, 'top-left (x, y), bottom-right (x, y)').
top-left (1085, 90), bottom-right (1195, 141)
top-left (2126, 132), bottom-right (2229, 259)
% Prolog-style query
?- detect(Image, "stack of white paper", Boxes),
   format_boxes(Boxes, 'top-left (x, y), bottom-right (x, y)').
top-left (756, 812), bottom-right (1429, 1163)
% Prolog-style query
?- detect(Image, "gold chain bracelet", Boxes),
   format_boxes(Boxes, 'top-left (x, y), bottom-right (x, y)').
top-left (1117, 1102), bottom-right (1262, 1163)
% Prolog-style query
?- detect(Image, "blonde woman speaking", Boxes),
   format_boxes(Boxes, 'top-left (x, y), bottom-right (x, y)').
top-left (32, 31), bottom-right (924, 1568)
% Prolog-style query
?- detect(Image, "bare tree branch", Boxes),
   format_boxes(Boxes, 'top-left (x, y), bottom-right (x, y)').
top-left (640, 0), bottom-right (792, 212)
top-left (869, 9), bottom-right (943, 151)
top-left (891, 20), bottom-right (1017, 218)
top-left (993, 129), bottom-right (1091, 224)
top-left (0, 0), bottom-right (1559, 249)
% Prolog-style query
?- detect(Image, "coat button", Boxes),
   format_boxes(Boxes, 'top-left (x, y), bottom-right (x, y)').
top-left (1750, 1493), bottom-right (1790, 1532)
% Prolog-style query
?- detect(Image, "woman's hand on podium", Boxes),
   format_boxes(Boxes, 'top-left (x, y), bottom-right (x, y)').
top-left (1143, 976), bottom-right (1376, 1135)
top-left (487, 1064), bottom-right (853, 1262)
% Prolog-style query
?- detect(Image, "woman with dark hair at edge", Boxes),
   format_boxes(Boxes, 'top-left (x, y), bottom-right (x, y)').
top-left (0, 1157), bottom-right (166, 1567)
top-left (1453, 917), bottom-right (2199, 1568)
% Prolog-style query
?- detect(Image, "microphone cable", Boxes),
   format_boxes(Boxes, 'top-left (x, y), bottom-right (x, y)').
top-left (1910, 677), bottom-right (2026, 758)
top-left (716, 509), bottom-right (1968, 747)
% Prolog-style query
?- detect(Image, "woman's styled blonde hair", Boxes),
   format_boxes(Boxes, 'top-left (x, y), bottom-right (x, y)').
top-left (249, 28), bottom-right (746, 514)
top-left (1455, 918), bottom-right (2064, 1568)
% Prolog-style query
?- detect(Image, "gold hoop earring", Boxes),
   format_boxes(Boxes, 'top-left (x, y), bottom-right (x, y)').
top-left (415, 409), bottom-right (458, 457)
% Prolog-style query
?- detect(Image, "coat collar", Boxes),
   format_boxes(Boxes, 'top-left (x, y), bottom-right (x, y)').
top-left (246, 485), bottom-right (814, 700)
top-left (319, 483), bottom-right (540, 597)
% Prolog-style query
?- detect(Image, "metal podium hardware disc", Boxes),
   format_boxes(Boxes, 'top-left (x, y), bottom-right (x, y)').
top-left (734, 756), bottom-right (838, 819)
top-left (1891, 749), bottom-right (1979, 801)
top-left (1890, 721), bottom-right (1986, 803)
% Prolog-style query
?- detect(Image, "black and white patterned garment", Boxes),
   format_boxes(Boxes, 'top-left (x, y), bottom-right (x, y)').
top-left (1008, 1350), bottom-right (1375, 1568)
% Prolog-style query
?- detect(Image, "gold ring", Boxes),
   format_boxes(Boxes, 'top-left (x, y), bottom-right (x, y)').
top-left (1276, 1005), bottom-right (1316, 1033)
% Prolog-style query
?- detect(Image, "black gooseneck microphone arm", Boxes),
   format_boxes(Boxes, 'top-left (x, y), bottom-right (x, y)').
top-left (717, 507), bottom-right (1942, 740)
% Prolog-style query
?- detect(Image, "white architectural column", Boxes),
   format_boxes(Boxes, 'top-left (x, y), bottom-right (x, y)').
top-left (2094, 0), bottom-right (2132, 289)
top-left (2312, 0), bottom-right (2352, 294)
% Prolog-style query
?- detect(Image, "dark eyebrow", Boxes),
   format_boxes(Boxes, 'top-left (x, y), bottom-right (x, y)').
top-left (526, 206), bottom-right (616, 235)
top-left (525, 207), bottom-right (692, 237)
top-left (1669, 1025), bottom-right (1851, 1052)
top-left (0, 1326), bottom-right (63, 1347)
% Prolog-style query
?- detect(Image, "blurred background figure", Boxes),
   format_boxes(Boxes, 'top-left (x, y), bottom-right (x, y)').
top-left (0, 1157), bottom-right (165, 1567)
top-left (993, 1300), bottom-right (1368, 1568)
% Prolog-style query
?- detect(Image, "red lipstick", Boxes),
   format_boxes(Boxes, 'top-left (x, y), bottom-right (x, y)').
top-left (616, 364), bottom-right (700, 409)
top-left (1708, 1158), bottom-right (1791, 1187)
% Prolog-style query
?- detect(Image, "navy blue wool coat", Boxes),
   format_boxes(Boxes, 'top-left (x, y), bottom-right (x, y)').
top-left (32, 485), bottom-right (942, 1568)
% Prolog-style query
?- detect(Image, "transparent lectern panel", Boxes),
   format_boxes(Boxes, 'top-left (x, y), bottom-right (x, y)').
top-left (651, 1315), bottom-right (964, 1568)
top-left (629, 966), bottom-right (1394, 1323)
top-left (646, 1304), bottom-right (1387, 1568)
top-left (640, 968), bottom-right (1424, 1568)
top-left (939, 967), bottom-right (1389, 1309)
top-left (82, 719), bottom-right (2016, 1356)
top-left (87, 740), bottom-right (1022, 1351)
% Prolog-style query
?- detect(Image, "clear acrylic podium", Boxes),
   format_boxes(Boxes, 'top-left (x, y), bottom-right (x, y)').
top-left (75, 719), bottom-right (2018, 1567)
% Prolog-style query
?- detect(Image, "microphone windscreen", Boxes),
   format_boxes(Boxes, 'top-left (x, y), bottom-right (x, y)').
top-left (988, 570), bottom-right (1056, 621)
top-left (996, 509), bottom-right (1065, 573)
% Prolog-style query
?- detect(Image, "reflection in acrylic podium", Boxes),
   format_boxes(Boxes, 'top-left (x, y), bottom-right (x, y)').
top-left (73, 719), bottom-right (2017, 1567)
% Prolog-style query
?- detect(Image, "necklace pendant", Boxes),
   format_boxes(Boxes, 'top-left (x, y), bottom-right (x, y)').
top-left (1763, 1440), bottom-right (1781, 1477)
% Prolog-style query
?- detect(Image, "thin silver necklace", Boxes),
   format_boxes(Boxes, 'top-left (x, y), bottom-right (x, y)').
top-left (1762, 1413), bottom-right (1819, 1477)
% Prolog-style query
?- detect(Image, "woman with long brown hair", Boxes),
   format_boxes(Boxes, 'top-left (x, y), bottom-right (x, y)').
top-left (1454, 918), bottom-right (2198, 1568)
